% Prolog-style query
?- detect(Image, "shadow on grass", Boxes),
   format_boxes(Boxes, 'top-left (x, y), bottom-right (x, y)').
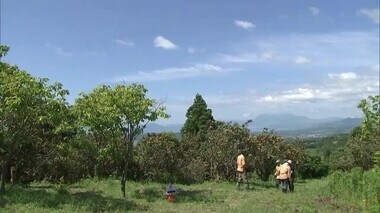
top-left (133, 187), bottom-right (163, 203)
top-left (132, 186), bottom-right (222, 204)
top-left (251, 181), bottom-right (276, 189)
top-left (176, 188), bottom-right (222, 203)
top-left (3, 186), bottom-right (148, 212)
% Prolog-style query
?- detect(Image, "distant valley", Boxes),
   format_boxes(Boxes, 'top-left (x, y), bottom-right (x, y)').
top-left (144, 113), bottom-right (362, 137)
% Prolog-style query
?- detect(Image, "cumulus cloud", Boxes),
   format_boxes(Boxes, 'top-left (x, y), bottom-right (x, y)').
top-left (328, 72), bottom-right (357, 80)
top-left (309, 7), bottom-right (320, 16)
top-left (234, 20), bottom-right (255, 31)
top-left (154, 36), bottom-right (178, 50)
top-left (114, 64), bottom-right (223, 82)
top-left (294, 56), bottom-right (312, 64)
top-left (258, 68), bottom-right (378, 104)
top-left (111, 38), bottom-right (135, 46)
top-left (358, 8), bottom-right (380, 24)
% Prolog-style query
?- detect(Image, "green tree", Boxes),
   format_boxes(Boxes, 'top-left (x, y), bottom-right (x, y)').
top-left (0, 46), bottom-right (69, 194)
top-left (74, 83), bottom-right (169, 197)
top-left (181, 93), bottom-right (214, 136)
top-left (357, 95), bottom-right (379, 138)
top-left (347, 95), bottom-right (380, 170)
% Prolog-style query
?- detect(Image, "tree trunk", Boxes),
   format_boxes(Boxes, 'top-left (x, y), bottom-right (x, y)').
top-left (121, 166), bottom-right (127, 198)
top-left (10, 167), bottom-right (15, 186)
top-left (94, 164), bottom-right (98, 179)
top-left (0, 162), bottom-right (8, 195)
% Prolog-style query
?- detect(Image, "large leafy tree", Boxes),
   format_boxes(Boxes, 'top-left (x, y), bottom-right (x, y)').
top-left (74, 83), bottom-right (169, 197)
top-left (347, 95), bottom-right (380, 170)
top-left (181, 93), bottom-right (214, 136)
top-left (0, 46), bottom-right (69, 194)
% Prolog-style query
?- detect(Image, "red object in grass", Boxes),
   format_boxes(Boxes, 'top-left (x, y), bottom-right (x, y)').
top-left (166, 194), bottom-right (175, 202)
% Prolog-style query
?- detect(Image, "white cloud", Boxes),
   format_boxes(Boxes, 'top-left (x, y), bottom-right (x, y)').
top-left (309, 7), bottom-right (320, 16)
top-left (294, 56), bottom-right (312, 64)
top-left (243, 112), bottom-right (251, 118)
top-left (188, 47), bottom-right (195, 54)
top-left (234, 20), bottom-right (255, 31)
top-left (111, 38), bottom-right (135, 46)
top-left (328, 72), bottom-right (357, 80)
top-left (114, 64), bottom-right (223, 82)
top-left (154, 36), bottom-right (178, 50)
top-left (217, 31), bottom-right (379, 67)
top-left (358, 8), bottom-right (380, 24)
top-left (45, 43), bottom-right (72, 57)
top-left (219, 51), bottom-right (274, 63)
top-left (258, 68), bottom-right (378, 104)
top-left (162, 65), bottom-right (379, 123)
top-left (259, 52), bottom-right (274, 60)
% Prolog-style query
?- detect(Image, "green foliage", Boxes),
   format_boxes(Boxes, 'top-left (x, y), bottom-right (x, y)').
top-left (177, 121), bottom-right (252, 182)
top-left (343, 95), bottom-right (380, 171)
top-left (374, 151), bottom-right (380, 167)
top-left (74, 83), bottom-right (169, 197)
top-left (203, 122), bottom-right (251, 180)
top-left (0, 45), bottom-right (9, 58)
top-left (250, 129), bottom-right (306, 181)
top-left (358, 95), bottom-right (380, 138)
top-left (135, 133), bottom-right (180, 182)
top-left (181, 93), bottom-right (214, 136)
top-left (0, 59), bottom-right (69, 193)
top-left (328, 167), bottom-right (380, 212)
top-left (298, 154), bottom-right (329, 179)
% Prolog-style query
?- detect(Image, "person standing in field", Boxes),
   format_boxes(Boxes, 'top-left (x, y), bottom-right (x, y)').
top-left (236, 151), bottom-right (249, 189)
top-left (274, 159), bottom-right (281, 189)
top-left (278, 160), bottom-right (291, 193)
top-left (287, 160), bottom-right (295, 192)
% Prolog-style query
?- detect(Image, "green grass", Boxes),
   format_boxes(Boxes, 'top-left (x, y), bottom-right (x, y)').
top-left (0, 178), bottom-right (364, 212)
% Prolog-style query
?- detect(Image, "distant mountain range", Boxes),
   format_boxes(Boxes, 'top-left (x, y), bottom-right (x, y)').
top-left (144, 113), bottom-right (362, 137)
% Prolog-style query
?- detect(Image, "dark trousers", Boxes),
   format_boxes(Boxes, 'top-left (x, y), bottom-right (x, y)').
top-left (288, 177), bottom-right (294, 192)
top-left (280, 179), bottom-right (288, 192)
top-left (236, 171), bottom-right (249, 189)
top-left (275, 178), bottom-right (280, 189)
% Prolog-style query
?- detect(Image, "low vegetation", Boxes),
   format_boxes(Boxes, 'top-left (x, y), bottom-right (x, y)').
top-left (2, 171), bottom-right (378, 213)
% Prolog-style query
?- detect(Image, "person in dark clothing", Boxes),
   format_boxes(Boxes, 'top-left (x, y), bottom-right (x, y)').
top-left (287, 160), bottom-right (295, 192)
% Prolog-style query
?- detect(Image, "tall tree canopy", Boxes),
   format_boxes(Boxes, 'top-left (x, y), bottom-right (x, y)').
top-left (181, 93), bottom-right (214, 136)
top-left (74, 83), bottom-right (169, 197)
top-left (0, 45), bottom-right (69, 194)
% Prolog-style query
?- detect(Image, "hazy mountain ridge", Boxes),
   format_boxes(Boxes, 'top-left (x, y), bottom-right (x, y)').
top-left (145, 114), bottom-right (362, 137)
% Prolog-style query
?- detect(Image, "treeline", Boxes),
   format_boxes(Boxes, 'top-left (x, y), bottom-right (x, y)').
top-left (1, 46), bottom-right (379, 198)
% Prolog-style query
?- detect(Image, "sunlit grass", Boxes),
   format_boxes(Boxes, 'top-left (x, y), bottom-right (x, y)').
top-left (0, 177), bottom-right (365, 212)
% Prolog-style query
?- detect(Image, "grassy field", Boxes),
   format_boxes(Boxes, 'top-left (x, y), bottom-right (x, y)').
top-left (0, 178), bottom-right (363, 213)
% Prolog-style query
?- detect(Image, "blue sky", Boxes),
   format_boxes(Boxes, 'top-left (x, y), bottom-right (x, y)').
top-left (2, 0), bottom-right (379, 124)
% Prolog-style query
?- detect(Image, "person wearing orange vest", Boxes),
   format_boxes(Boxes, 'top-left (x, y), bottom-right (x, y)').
top-left (278, 161), bottom-right (291, 193)
top-left (236, 151), bottom-right (249, 189)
